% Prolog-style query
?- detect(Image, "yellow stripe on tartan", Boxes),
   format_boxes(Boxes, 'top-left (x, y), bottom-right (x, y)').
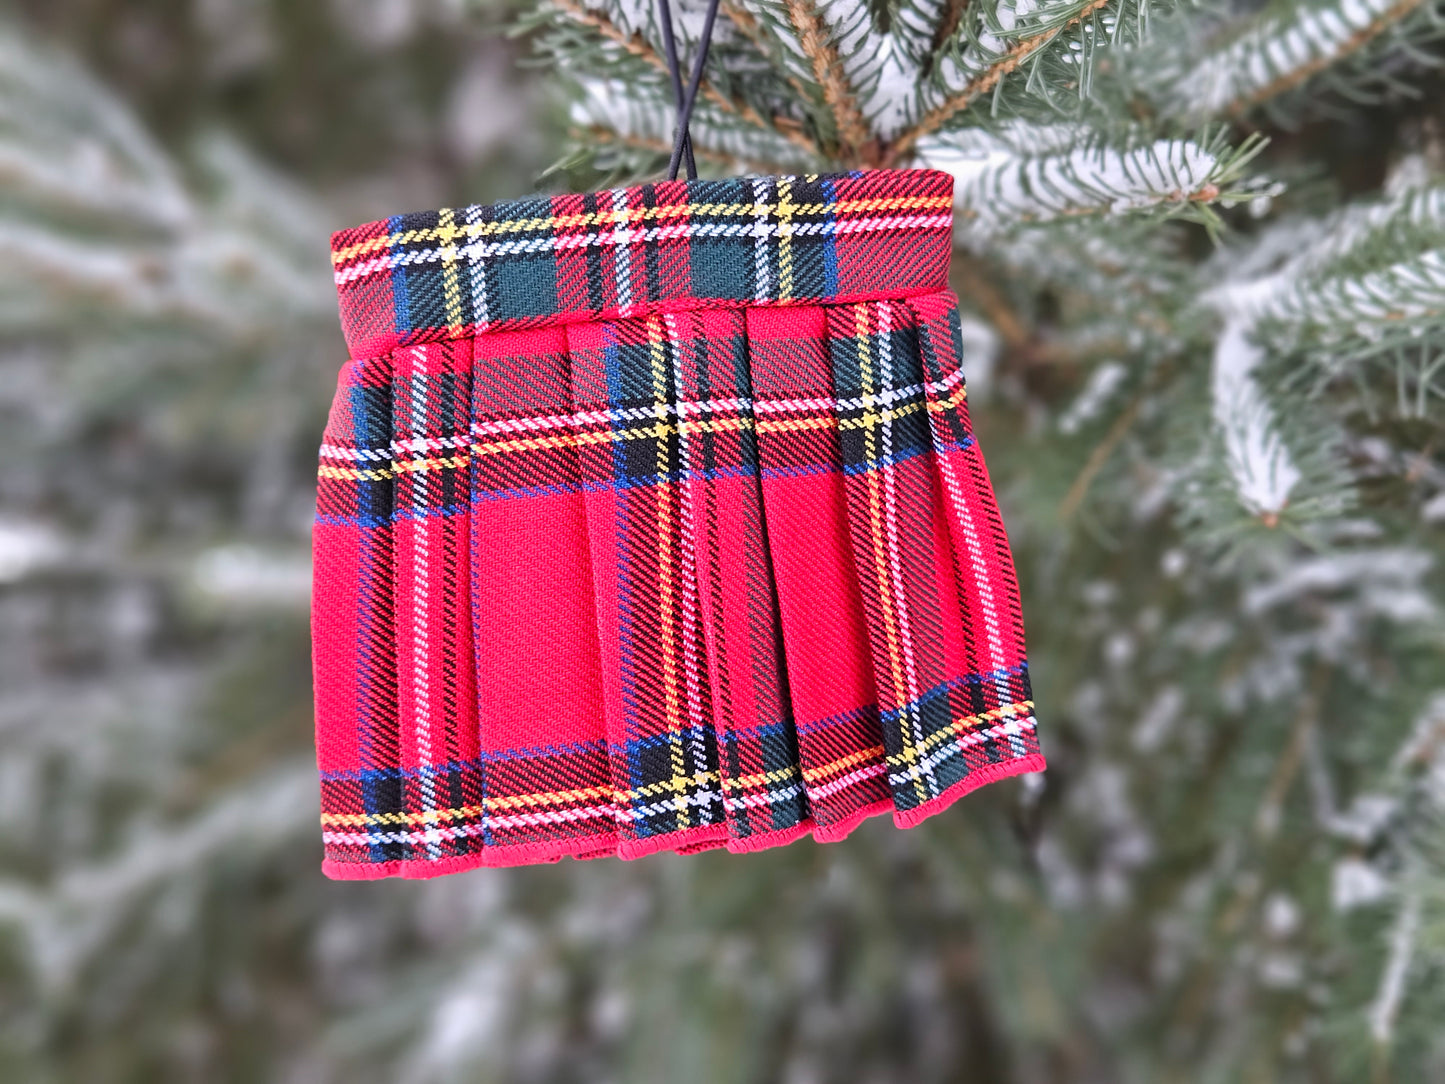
top-left (462, 404), bottom-right (929, 460)
top-left (928, 384), bottom-right (968, 412)
top-left (318, 465), bottom-right (395, 481)
top-left (437, 206), bottom-right (464, 336)
top-left (319, 700), bottom-right (1037, 828)
top-left (800, 744), bottom-right (887, 785)
top-left (469, 415), bottom-right (753, 457)
top-left (647, 315), bottom-right (690, 829)
top-left (758, 399), bottom-right (927, 436)
top-left (723, 762), bottom-right (805, 793)
top-left (777, 176), bottom-right (794, 301)
top-left (331, 195), bottom-right (954, 262)
top-left (318, 455), bottom-right (468, 482)
top-left (887, 699), bottom-right (1035, 769)
top-left (854, 304), bottom-right (928, 807)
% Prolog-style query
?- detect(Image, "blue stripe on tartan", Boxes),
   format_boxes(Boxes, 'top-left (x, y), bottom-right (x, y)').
top-left (319, 662), bottom-right (1032, 787)
top-left (794, 664), bottom-right (1030, 737)
top-left (387, 214), bottom-right (411, 336)
top-left (320, 739), bottom-right (610, 782)
top-left (822, 176), bottom-right (839, 297)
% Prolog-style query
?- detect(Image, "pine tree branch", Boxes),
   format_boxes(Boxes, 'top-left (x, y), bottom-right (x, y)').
top-left (1229, 0), bottom-right (1429, 116)
top-left (549, 0), bottom-right (818, 158)
top-left (885, 0), bottom-right (1114, 165)
top-left (780, 0), bottom-right (877, 161)
top-left (720, 1), bottom-right (819, 117)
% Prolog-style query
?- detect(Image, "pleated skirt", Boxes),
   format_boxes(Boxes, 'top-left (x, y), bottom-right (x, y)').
top-left (313, 169), bottom-right (1043, 879)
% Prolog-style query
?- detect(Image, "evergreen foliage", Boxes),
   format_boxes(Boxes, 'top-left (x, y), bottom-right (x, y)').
top-left (2, 0), bottom-right (1445, 1080)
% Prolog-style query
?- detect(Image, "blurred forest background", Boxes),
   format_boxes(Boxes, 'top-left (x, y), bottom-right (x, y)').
top-left (1, 0), bottom-right (1444, 1082)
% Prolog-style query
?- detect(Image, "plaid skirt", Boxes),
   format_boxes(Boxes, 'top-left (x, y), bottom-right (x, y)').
top-left (313, 168), bottom-right (1044, 879)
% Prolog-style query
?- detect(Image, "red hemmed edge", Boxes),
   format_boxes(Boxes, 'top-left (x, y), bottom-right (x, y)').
top-left (320, 753), bottom-right (1047, 882)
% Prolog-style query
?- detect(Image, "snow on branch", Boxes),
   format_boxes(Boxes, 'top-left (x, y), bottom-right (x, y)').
top-left (0, 30), bottom-right (190, 230)
top-left (888, 0), bottom-right (1119, 161)
top-left (920, 126), bottom-right (1268, 237)
top-left (1192, 181), bottom-right (1445, 520)
top-left (1208, 309), bottom-right (1303, 520)
top-left (1370, 887), bottom-right (1423, 1044)
top-left (1147, 0), bottom-right (1434, 120)
top-left (1230, 183), bottom-right (1445, 369)
top-left (1268, 249), bottom-right (1445, 339)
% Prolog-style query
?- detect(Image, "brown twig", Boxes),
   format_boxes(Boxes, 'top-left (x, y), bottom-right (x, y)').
top-left (952, 252), bottom-right (1031, 350)
top-left (781, 0), bottom-right (877, 162)
top-left (551, 0), bottom-right (817, 157)
top-left (1252, 688), bottom-right (1320, 840)
top-left (886, 0), bottom-right (1114, 165)
top-left (1057, 387), bottom-right (1143, 523)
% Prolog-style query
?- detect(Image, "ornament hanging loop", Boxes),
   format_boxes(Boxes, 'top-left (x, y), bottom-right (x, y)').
top-left (656, 0), bottom-right (721, 181)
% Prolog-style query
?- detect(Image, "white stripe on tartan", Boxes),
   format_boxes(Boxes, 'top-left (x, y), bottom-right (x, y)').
top-left (611, 187), bottom-right (633, 309)
top-left (874, 304), bottom-right (930, 795)
top-left (728, 782), bottom-right (804, 809)
top-left (333, 214), bottom-right (954, 284)
top-left (886, 713), bottom-right (1038, 790)
top-left (664, 312), bottom-right (713, 817)
top-left (465, 201), bottom-right (489, 327)
top-left (407, 348), bottom-right (441, 859)
top-left (751, 177), bottom-right (772, 304)
top-left (931, 435), bottom-right (1022, 756)
top-left (811, 760), bottom-right (889, 800)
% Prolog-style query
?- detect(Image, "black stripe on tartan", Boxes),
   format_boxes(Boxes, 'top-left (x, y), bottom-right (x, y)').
top-left (642, 184), bottom-right (662, 303)
top-left (783, 176), bottom-right (832, 300)
top-left (583, 189), bottom-right (606, 314)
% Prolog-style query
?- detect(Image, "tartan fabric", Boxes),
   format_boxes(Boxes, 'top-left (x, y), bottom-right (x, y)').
top-left (313, 169), bottom-right (1044, 880)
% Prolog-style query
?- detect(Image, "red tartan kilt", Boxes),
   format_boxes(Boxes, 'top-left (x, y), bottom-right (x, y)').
top-left (313, 169), bottom-right (1043, 879)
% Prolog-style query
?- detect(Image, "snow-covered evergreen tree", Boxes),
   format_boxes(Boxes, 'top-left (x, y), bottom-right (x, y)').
top-left (2, 0), bottom-right (1444, 1080)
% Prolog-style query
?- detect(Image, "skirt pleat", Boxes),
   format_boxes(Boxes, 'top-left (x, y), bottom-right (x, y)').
top-left (826, 300), bottom-right (966, 816)
top-left (910, 294), bottom-right (1037, 764)
top-left (390, 342), bottom-right (476, 861)
top-left (468, 325), bottom-right (612, 855)
top-left (745, 304), bottom-right (892, 835)
top-left (566, 313), bottom-right (726, 855)
top-left (316, 291), bottom-right (1042, 877)
top-left (668, 308), bottom-right (810, 846)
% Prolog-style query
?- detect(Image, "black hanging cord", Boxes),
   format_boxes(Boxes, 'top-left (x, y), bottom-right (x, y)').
top-left (655, 0), bottom-right (697, 179)
top-left (659, 0), bottom-right (722, 182)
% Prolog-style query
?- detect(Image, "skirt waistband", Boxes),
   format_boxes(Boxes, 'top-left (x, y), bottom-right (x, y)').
top-left (329, 169), bottom-right (955, 360)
